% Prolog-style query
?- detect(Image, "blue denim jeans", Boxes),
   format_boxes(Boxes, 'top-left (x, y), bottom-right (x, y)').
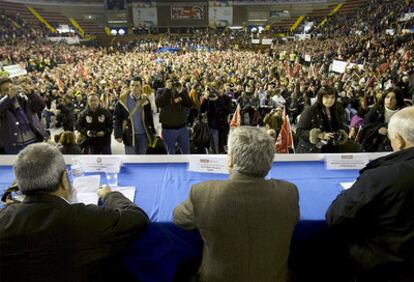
top-left (125, 134), bottom-right (147, 154)
top-left (211, 129), bottom-right (219, 154)
top-left (162, 126), bottom-right (190, 154)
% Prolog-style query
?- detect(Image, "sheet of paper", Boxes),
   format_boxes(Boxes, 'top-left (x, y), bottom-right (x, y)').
top-left (340, 181), bottom-right (355, 190)
top-left (72, 175), bottom-right (101, 205)
top-left (188, 156), bottom-right (228, 174)
top-left (112, 186), bottom-right (136, 202)
top-left (76, 193), bottom-right (99, 205)
top-left (73, 175), bottom-right (100, 193)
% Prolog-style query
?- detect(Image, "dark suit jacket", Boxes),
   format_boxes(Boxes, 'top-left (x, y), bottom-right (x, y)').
top-left (0, 192), bottom-right (149, 282)
top-left (173, 171), bottom-right (300, 282)
top-left (326, 147), bottom-right (414, 276)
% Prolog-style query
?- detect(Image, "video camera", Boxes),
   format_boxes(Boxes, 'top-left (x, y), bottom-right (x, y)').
top-left (171, 78), bottom-right (181, 88)
top-left (309, 129), bottom-right (348, 149)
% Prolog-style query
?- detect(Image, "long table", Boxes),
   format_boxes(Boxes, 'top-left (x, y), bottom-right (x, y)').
top-left (0, 154), bottom-right (386, 282)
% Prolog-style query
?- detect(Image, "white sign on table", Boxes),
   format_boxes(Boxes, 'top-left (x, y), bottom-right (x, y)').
top-left (325, 154), bottom-right (370, 170)
top-left (75, 156), bottom-right (121, 173)
top-left (188, 156), bottom-right (228, 174)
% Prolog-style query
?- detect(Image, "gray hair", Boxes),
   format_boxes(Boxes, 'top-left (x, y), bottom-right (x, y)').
top-left (228, 126), bottom-right (275, 177)
top-left (14, 143), bottom-right (66, 195)
top-left (388, 107), bottom-right (414, 145)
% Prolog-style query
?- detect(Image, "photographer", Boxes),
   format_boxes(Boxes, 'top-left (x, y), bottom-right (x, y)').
top-left (56, 95), bottom-right (75, 131)
top-left (200, 81), bottom-right (232, 154)
top-left (0, 77), bottom-right (47, 154)
top-left (263, 107), bottom-right (283, 139)
top-left (156, 77), bottom-right (192, 154)
top-left (296, 86), bottom-right (349, 153)
top-left (77, 93), bottom-right (113, 154)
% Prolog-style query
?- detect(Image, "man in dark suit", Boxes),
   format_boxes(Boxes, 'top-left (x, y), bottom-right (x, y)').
top-left (326, 106), bottom-right (414, 282)
top-left (173, 127), bottom-right (300, 282)
top-left (0, 143), bottom-right (149, 282)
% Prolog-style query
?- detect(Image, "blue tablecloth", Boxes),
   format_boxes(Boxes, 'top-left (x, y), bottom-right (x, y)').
top-left (0, 162), bottom-right (359, 282)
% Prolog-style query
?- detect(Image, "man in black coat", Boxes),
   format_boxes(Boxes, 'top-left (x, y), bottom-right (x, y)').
top-left (156, 77), bottom-right (193, 154)
top-left (77, 93), bottom-right (113, 154)
top-left (326, 106), bottom-right (414, 282)
top-left (0, 143), bottom-right (149, 282)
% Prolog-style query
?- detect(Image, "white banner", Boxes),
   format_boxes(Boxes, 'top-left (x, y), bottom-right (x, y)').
top-left (209, 1), bottom-right (233, 27)
top-left (133, 4), bottom-right (158, 27)
top-left (331, 59), bottom-right (364, 73)
top-left (261, 38), bottom-right (273, 45)
top-left (3, 64), bottom-right (27, 78)
top-left (47, 36), bottom-right (80, 45)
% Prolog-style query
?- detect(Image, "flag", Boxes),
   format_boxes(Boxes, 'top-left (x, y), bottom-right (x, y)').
top-left (275, 108), bottom-right (294, 153)
top-left (56, 77), bottom-right (64, 92)
top-left (229, 104), bottom-right (241, 128)
top-left (77, 62), bottom-right (89, 80)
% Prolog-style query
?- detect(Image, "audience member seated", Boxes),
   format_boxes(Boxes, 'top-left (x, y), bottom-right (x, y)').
top-left (173, 126), bottom-right (299, 282)
top-left (58, 130), bottom-right (82, 154)
top-left (358, 88), bottom-right (406, 152)
top-left (296, 86), bottom-right (348, 153)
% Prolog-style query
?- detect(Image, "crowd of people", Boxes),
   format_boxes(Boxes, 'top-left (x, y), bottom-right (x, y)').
top-left (1, 1), bottom-right (414, 282)
top-left (1, 0), bottom-right (414, 155)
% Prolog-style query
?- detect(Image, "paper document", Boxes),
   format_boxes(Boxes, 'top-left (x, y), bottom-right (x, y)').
top-left (112, 186), bottom-right (136, 202)
top-left (340, 181), bottom-right (355, 190)
top-left (72, 175), bottom-right (101, 205)
top-left (188, 156), bottom-right (228, 174)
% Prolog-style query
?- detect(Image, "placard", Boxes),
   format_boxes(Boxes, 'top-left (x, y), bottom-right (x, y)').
top-left (325, 154), bottom-right (369, 170)
top-left (331, 59), bottom-right (364, 73)
top-left (3, 64), bottom-right (27, 78)
top-left (188, 156), bottom-right (228, 174)
top-left (75, 156), bottom-right (121, 173)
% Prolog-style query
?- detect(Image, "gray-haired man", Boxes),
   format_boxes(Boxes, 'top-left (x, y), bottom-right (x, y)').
top-left (173, 126), bottom-right (299, 282)
top-left (326, 106), bottom-right (414, 281)
top-left (0, 143), bottom-right (149, 282)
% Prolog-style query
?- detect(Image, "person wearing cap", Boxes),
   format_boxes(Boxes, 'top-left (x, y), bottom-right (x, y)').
top-left (0, 143), bottom-right (149, 282)
top-left (0, 77), bottom-right (47, 154)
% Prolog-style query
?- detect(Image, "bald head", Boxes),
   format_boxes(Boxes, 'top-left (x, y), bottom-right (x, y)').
top-left (388, 107), bottom-right (414, 151)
